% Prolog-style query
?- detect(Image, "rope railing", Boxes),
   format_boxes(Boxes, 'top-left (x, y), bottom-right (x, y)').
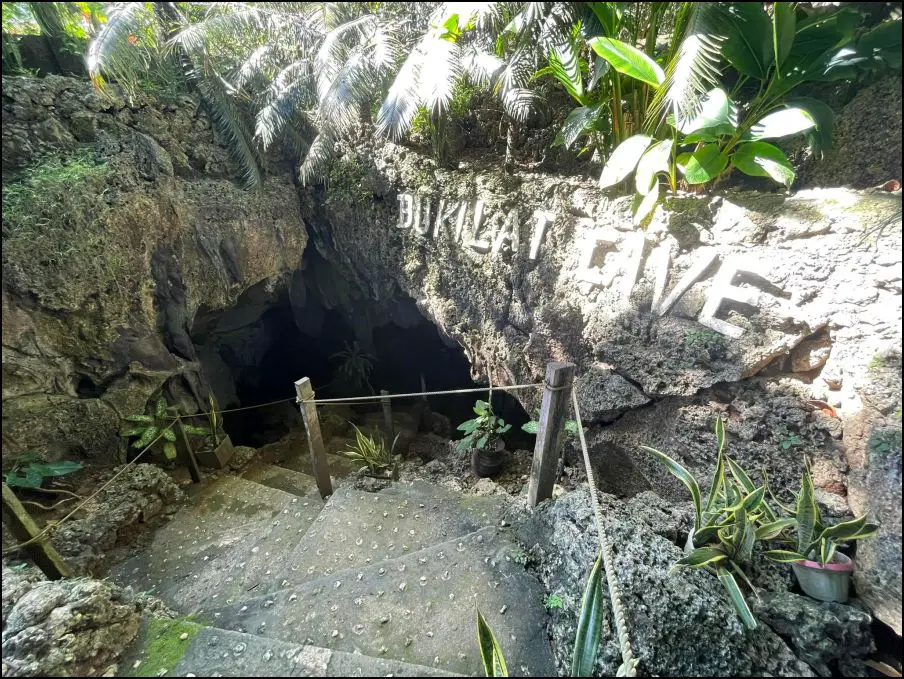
top-left (2, 420), bottom-right (178, 557)
top-left (571, 383), bottom-right (639, 678)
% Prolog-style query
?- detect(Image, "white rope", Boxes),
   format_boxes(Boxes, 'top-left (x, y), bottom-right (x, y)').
top-left (297, 383), bottom-right (544, 404)
top-left (571, 384), bottom-right (639, 677)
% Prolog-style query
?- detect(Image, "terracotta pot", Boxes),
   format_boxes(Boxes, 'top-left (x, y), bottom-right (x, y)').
top-left (471, 438), bottom-right (505, 478)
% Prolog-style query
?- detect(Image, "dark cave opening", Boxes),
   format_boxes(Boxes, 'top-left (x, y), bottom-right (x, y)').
top-left (190, 273), bottom-right (531, 449)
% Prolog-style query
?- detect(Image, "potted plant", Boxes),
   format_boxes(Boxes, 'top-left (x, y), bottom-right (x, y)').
top-left (194, 393), bottom-right (235, 468)
top-left (341, 424), bottom-right (398, 479)
top-left (120, 397), bottom-right (209, 465)
top-left (763, 458), bottom-right (879, 603)
top-left (456, 400), bottom-right (511, 478)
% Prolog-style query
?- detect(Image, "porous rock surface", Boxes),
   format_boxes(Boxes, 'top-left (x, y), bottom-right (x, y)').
top-left (511, 488), bottom-right (816, 677)
top-left (50, 463), bottom-right (184, 575)
top-left (1, 565), bottom-right (141, 677)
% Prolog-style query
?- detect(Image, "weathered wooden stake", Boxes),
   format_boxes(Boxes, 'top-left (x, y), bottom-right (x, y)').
top-left (380, 389), bottom-right (394, 446)
top-left (296, 378), bottom-right (333, 498)
top-left (176, 417), bottom-right (202, 484)
top-left (528, 362), bottom-right (575, 507)
top-left (1, 483), bottom-right (72, 579)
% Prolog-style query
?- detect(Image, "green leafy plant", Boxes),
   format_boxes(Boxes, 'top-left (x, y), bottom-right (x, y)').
top-left (544, 593), bottom-right (564, 610)
top-left (641, 417), bottom-right (788, 629)
top-left (4, 452), bottom-right (83, 489)
top-left (206, 393), bottom-right (224, 447)
top-left (764, 457), bottom-right (879, 566)
top-left (779, 433), bottom-right (804, 450)
top-left (456, 400), bottom-right (511, 452)
top-left (340, 424), bottom-right (396, 475)
top-left (120, 397), bottom-right (210, 461)
top-left (330, 341), bottom-right (376, 394)
top-left (521, 418), bottom-right (579, 438)
top-left (476, 552), bottom-right (607, 677)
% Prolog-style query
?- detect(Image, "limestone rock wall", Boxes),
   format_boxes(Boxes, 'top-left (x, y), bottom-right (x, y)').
top-left (312, 141), bottom-right (902, 631)
top-left (1, 76), bottom-right (307, 463)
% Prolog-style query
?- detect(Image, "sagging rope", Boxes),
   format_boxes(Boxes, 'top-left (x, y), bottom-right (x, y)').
top-left (571, 384), bottom-right (639, 678)
top-left (2, 420), bottom-right (178, 557)
top-left (296, 382), bottom-right (544, 405)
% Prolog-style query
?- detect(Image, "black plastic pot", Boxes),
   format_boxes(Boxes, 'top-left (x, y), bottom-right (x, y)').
top-left (471, 438), bottom-right (505, 478)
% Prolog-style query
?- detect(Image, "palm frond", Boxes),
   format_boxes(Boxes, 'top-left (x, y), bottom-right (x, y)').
top-left (644, 3), bottom-right (726, 133)
top-left (376, 45), bottom-right (424, 140)
top-left (298, 132), bottom-right (334, 186)
top-left (86, 2), bottom-right (162, 100)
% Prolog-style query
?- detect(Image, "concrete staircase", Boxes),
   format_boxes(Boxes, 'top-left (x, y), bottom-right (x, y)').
top-left (110, 427), bottom-right (556, 677)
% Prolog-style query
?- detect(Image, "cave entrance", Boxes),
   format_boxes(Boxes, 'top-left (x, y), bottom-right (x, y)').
top-left (190, 273), bottom-right (530, 450)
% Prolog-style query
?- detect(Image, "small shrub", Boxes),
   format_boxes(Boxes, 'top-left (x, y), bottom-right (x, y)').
top-left (4, 452), bottom-right (83, 489)
top-left (456, 400), bottom-right (511, 451)
top-left (121, 398), bottom-right (209, 461)
top-left (341, 424), bottom-right (395, 474)
top-left (544, 593), bottom-right (564, 610)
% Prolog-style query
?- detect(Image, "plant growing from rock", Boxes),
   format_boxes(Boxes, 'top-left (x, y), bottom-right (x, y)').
top-left (120, 397), bottom-right (210, 461)
top-left (340, 424), bottom-right (396, 475)
top-left (457, 400), bottom-right (511, 451)
top-left (330, 341), bottom-right (376, 394)
top-left (640, 417), bottom-right (791, 629)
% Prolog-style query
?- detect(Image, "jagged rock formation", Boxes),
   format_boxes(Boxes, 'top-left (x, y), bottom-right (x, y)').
top-left (2, 74), bottom-right (902, 640)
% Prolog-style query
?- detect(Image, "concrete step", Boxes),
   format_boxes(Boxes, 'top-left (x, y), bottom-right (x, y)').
top-left (108, 477), bottom-right (324, 613)
top-left (242, 462), bottom-right (320, 498)
top-left (272, 483), bottom-right (486, 591)
top-left (122, 617), bottom-right (461, 677)
top-left (205, 527), bottom-right (557, 676)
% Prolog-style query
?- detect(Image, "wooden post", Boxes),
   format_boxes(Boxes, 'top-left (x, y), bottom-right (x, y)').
top-left (380, 389), bottom-right (394, 446)
top-left (528, 362), bottom-right (575, 507)
top-left (296, 378), bottom-right (332, 498)
top-left (2, 483), bottom-right (72, 579)
top-left (176, 417), bottom-right (202, 484)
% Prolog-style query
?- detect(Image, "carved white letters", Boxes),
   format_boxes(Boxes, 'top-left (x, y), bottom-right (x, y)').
top-left (655, 247), bottom-right (718, 315)
top-left (492, 209), bottom-right (521, 256)
top-left (414, 196), bottom-right (431, 235)
top-left (530, 210), bottom-right (554, 260)
top-left (648, 242), bottom-right (672, 311)
top-left (397, 193), bottom-right (415, 229)
top-left (618, 232), bottom-right (646, 301)
top-left (466, 200), bottom-right (491, 252)
top-left (697, 256), bottom-right (764, 339)
top-left (576, 226), bottom-right (618, 287)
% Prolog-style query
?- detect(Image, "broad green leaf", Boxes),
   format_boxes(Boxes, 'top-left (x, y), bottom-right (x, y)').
top-left (820, 537), bottom-right (836, 566)
top-left (600, 135), bottom-right (654, 189)
top-left (772, 2), bottom-right (796, 68)
top-left (30, 461), bottom-right (83, 477)
top-left (571, 554), bottom-right (605, 677)
top-left (705, 442), bottom-right (725, 513)
top-left (134, 425), bottom-right (159, 449)
top-left (756, 518), bottom-right (797, 541)
top-left (564, 420), bottom-right (579, 435)
top-left (5, 467), bottom-right (44, 488)
top-left (672, 546), bottom-right (727, 569)
top-left (156, 398), bottom-right (167, 418)
top-left (476, 608), bottom-right (509, 676)
top-left (749, 107), bottom-right (816, 140)
top-left (555, 105), bottom-right (606, 149)
top-left (125, 414), bottom-right (153, 423)
top-left (680, 144), bottom-right (727, 185)
top-left (683, 125), bottom-right (737, 143)
top-left (163, 428), bottom-right (177, 442)
top-left (521, 421), bottom-right (539, 434)
top-left (786, 96), bottom-right (835, 155)
top-left (477, 434), bottom-right (489, 449)
top-left (717, 566), bottom-right (757, 630)
top-left (632, 181), bottom-right (659, 226)
top-left (458, 419), bottom-right (480, 433)
top-left (796, 460), bottom-right (819, 554)
top-left (588, 2), bottom-right (621, 37)
top-left (474, 400), bottom-right (491, 415)
top-left (693, 524), bottom-right (723, 546)
top-left (741, 486), bottom-right (766, 513)
top-left (721, 3), bottom-right (774, 78)
top-left (764, 549), bottom-right (807, 563)
top-left (860, 19), bottom-right (902, 68)
top-left (120, 425), bottom-right (146, 437)
top-left (640, 445), bottom-right (702, 530)
top-left (679, 88), bottom-right (735, 134)
top-left (182, 425), bottom-right (211, 437)
top-left (635, 139), bottom-right (673, 194)
top-left (844, 523), bottom-right (880, 541)
top-left (546, 44), bottom-right (584, 101)
top-left (733, 506), bottom-right (756, 563)
top-left (821, 515), bottom-right (878, 542)
top-left (732, 141), bottom-right (796, 187)
top-left (456, 437), bottom-right (472, 452)
top-left (589, 37), bottom-right (665, 87)
top-left (163, 441), bottom-right (177, 460)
